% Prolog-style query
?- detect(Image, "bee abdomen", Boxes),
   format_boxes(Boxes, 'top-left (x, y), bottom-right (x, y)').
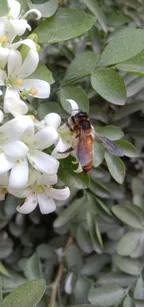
top-left (83, 160), bottom-right (93, 173)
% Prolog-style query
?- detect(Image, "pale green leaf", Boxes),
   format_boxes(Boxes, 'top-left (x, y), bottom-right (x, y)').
top-left (91, 69), bottom-right (126, 105)
top-left (83, 0), bottom-right (107, 32)
top-left (0, 261), bottom-right (9, 276)
top-left (115, 140), bottom-right (139, 157)
top-left (93, 142), bottom-right (104, 168)
top-left (3, 279), bottom-right (46, 307)
top-left (112, 205), bottom-right (144, 230)
top-left (123, 296), bottom-right (135, 307)
top-left (117, 51), bottom-right (144, 73)
top-left (97, 125), bottom-right (124, 140)
top-left (105, 152), bottom-right (125, 184)
top-left (117, 231), bottom-right (142, 256)
top-left (99, 28), bottom-right (144, 66)
top-left (23, 253), bottom-right (43, 280)
top-left (28, 0), bottom-right (59, 17)
top-left (88, 284), bottom-right (125, 306)
top-left (29, 62), bottom-right (54, 84)
top-left (113, 255), bottom-right (142, 276)
top-left (134, 276), bottom-right (144, 300)
top-left (34, 8), bottom-right (96, 43)
top-left (64, 52), bottom-right (100, 82)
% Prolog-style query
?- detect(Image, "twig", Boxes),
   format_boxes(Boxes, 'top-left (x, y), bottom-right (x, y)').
top-left (48, 235), bottom-right (73, 307)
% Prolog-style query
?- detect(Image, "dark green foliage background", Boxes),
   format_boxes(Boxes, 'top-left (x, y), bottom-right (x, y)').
top-left (1, 0), bottom-right (144, 306)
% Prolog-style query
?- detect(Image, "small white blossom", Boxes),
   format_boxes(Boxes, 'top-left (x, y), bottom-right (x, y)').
top-left (0, 49), bottom-right (50, 116)
top-left (14, 171), bottom-right (70, 214)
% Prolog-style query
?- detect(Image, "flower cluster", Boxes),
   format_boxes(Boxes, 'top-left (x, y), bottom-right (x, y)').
top-left (0, 0), bottom-right (76, 214)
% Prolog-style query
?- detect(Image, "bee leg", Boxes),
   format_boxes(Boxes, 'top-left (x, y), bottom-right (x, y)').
top-left (66, 120), bottom-right (73, 131)
top-left (58, 147), bottom-right (74, 154)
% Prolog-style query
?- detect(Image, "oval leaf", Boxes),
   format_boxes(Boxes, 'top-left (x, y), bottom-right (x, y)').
top-left (97, 125), bottom-right (124, 140)
top-left (112, 205), bottom-right (144, 230)
top-left (117, 51), bottom-right (144, 74)
top-left (29, 62), bottom-right (54, 84)
top-left (99, 28), bottom-right (144, 66)
top-left (115, 140), bottom-right (139, 157)
top-left (113, 255), bottom-right (142, 276)
top-left (28, 0), bottom-right (59, 17)
top-left (91, 69), bottom-right (126, 105)
top-left (3, 279), bottom-right (46, 307)
top-left (105, 152), bottom-right (125, 184)
top-left (64, 52), bottom-right (100, 82)
top-left (117, 231), bottom-right (142, 256)
top-left (88, 284), bottom-right (125, 306)
top-left (34, 8), bottom-right (96, 43)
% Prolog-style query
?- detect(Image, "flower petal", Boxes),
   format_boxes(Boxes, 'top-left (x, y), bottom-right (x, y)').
top-left (10, 19), bottom-right (30, 36)
top-left (9, 158), bottom-right (29, 189)
top-left (3, 140), bottom-right (29, 159)
top-left (0, 114), bottom-right (34, 140)
top-left (0, 47), bottom-right (10, 69)
top-left (38, 193), bottom-right (56, 214)
top-left (0, 110), bottom-right (4, 123)
top-left (66, 99), bottom-right (79, 115)
top-left (8, 50), bottom-right (22, 78)
top-left (45, 186), bottom-right (70, 200)
top-left (8, 0), bottom-right (21, 19)
top-left (17, 193), bottom-right (37, 214)
top-left (0, 172), bottom-right (9, 186)
top-left (11, 39), bottom-right (36, 51)
top-left (40, 173), bottom-right (58, 185)
top-left (0, 69), bottom-right (6, 85)
top-left (27, 150), bottom-right (59, 175)
top-left (44, 113), bottom-right (61, 129)
top-left (18, 49), bottom-right (39, 78)
top-left (4, 88), bottom-right (28, 116)
top-left (52, 137), bottom-right (70, 159)
top-left (34, 126), bottom-right (58, 150)
top-left (0, 153), bottom-right (15, 174)
top-left (20, 79), bottom-right (50, 98)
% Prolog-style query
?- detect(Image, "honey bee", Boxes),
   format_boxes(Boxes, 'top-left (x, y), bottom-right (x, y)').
top-left (60, 111), bottom-right (123, 173)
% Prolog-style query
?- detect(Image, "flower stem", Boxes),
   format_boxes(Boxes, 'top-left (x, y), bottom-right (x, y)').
top-left (48, 235), bottom-right (73, 307)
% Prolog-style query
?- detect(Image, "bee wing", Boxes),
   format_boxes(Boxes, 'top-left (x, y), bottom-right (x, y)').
top-left (94, 131), bottom-right (124, 157)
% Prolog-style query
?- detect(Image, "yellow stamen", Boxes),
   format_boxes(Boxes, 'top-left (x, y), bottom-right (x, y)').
top-left (28, 114), bottom-right (35, 121)
top-left (16, 79), bottom-right (23, 85)
top-left (0, 36), bottom-right (7, 43)
top-left (30, 87), bottom-right (38, 96)
top-left (1, 188), bottom-right (7, 195)
top-left (37, 185), bottom-right (43, 193)
top-left (7, 13), bottom-right (13, 19)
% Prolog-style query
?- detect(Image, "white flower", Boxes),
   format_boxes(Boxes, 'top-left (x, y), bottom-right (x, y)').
top-left (0, 0), bottom-right (41, 44)
top-left (15, 171), bottom-right (70, 214)
top-left (0, 49), bottom-right (50, 116)
top-left (0, 115), bottom-right (59, 190)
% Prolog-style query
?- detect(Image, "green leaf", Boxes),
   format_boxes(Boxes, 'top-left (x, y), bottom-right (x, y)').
top-left (107, 12), bottom-right (131, 27)
top-left (112, 204), bottom-right (144, 230)
top-left (76, 225), bottom-right (93, 254)
top-left (95, 221), bottom-right (103, 248)
top-left (54, 196), bottom-right (85, 228)
top-left (36, 244), bottom-right (54, 260)
top-left (117, 231), bottom-right (142, 256)
top-left (86, 212), bottom-right (102, 253)
top-left (97, 273), bottom-right (136, 288)
top-left (64, 52), bottom-right (100, 82)
top-left (105, 152), bottom-right (125, 184)
top-left (58, 156), bottom-right (89, 190)
top-left (83, 0), bottom-right (107, 32)
top-left (0, 238), bottom-right (13, 259)
top-left (113, 255), bottom-right (142, 276)
top-left (134, 276), bottom-right (144, 300)
top-left (90, 105), bottom-right (108, 123)
top-left (60, 86), bottom-right (89, 113)
top-left (34, 8), bottom-right (96, 43)
top-left (0, 0), bottom-right (9, 16)
top-left (99, 28), bottom-right (144, 66)
top-left (65, 244), bottom-right (83, 273)
top-left (97, 125), bottom-right (124, 141)
top-left (88, 284), bottom-right (125, 306)
top-left (28, 0), bottom-right (59, 17)
top-left (117, 51), bottom-right (144, 74)
top-left (3, 279), bottom-right (46, 307)
top-left (0, 261), bottom-right (9, 276)
top-left (23, 253), bottom-right (43, 280)
top-left (73, 276), bottom-right (91, 304)
top-left (115, 140), bottom-right (139, 157)
top-left (29, 62), bottom-right (54, 84)
top-left (93, 142), bottom-right (104, 167)
top-left (123, 296), bottom-right (136, 307)
top-left (81, 254), bottom-right (110, 276)
top-left (37, 101), bottom-right (63, 119)
top-left (126, 76), bottom-right (144, 97)
top-left (91, 69), bottom-right (126, 105)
